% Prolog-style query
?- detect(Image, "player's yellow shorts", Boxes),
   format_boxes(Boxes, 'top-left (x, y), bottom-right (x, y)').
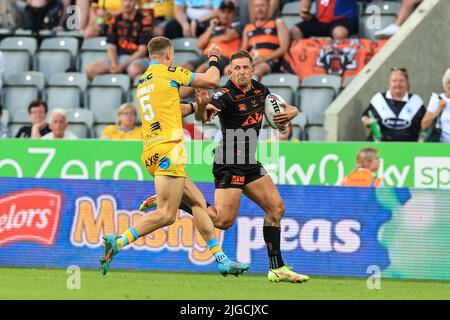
top-left (141, 141), bottom-right (187, 178)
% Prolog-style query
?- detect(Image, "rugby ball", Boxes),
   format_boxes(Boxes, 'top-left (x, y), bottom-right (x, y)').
top-left (264, 93), bottom-right (286, 130)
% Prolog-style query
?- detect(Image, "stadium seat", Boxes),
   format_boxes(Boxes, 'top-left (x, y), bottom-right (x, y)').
top-left (0, 37), bottom-right (37, 76)
top-left (297, 77), bottom-right (337, 126)
top-left (1, 71), bottom-right (45, 117)
top-left (13, 29), bottom-right (33, 36)
top-left (281, 1), bottom-right (316, 15)
top-left (35, 37), bottom-right (79, 80)
top-left (86, 74), bottom-right (130, 123)
top-left (78, 37), bottom-right (108, 72)
top-left (302, 74), bottom-right (342, 95)
top-left (45, 73), bottom-right (88, 110)
top-left (172, 37), bottom-right (199, 53)
top-left (92, 73), bottom-right (130, 91)
top-left (291, 112), bottom-right (307, 140)
top-left (55, 30), bottom-right (84, 38)
top-left (305, 124), bottom-right (325, 141)
top-left (130, 74), bottom-right (142, 123)
top-left (342, 76), bottom-right (355, 88)
top-left (172, 37), bottom-right (200, 66)
top-left (38, 30), bottom-right (55, 38)
top-left (1, 109), bottom-right (9, 127)
top-left (261, 73), bottom-right (300, 106)
top-left (9, 109), bottom-right (29, 137)
top-left (65, 108), bottom-right (94, 138)
top-left (281, 1), bottom-right (300, 15)
top-left (93, 123), bottom-right (110, 138)
top-left (0, 28), bottom-right (13, 36)
top-left (282, 16), bottom-right (302, 31)
top-left (365, 1), bottom-right (402, 15)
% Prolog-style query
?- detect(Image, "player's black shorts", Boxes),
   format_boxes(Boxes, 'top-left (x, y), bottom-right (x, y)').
top-left (295, 16), bottom-right (359, 38)
top-left (213, 162), bottom-right (267, 189)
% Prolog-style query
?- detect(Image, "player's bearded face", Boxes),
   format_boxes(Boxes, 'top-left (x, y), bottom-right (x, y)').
top-left (229, 58), bottom-right (254, 89)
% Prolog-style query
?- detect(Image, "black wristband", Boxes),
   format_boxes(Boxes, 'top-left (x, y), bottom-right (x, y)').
top-left (209, 59), bottom-right (220, 69)
top-left (189, 102), bottom-right (195, 114)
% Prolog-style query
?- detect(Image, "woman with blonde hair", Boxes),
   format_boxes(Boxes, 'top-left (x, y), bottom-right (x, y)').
top-left (421, 68), bottom-right (450, 143)
top-left (101, 102), bottom-right (143, 140)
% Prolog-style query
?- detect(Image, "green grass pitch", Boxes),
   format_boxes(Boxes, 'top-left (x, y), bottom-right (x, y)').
top-left (0, 267), bottom-right (449, 300)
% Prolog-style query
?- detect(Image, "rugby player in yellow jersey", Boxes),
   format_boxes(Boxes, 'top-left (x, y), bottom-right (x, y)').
top-left (99, 36), bottom-right (249, 277)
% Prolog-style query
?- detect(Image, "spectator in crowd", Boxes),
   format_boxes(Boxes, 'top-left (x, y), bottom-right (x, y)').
top-left (78, 0), bottom-right (125, 38)
top-left (140, 0), bottom-right (176, 37)
top-left (291, 0), bottom-right (359, 42)
top-left (421, 68), bottom-right (450, 143)
top-left (361, 68), bottom-right (425, 142)
top-left (101, 102), bottom-right (143, 139)
top-left (374, 0), bottom-right (423, 39)
top-left (340, 147), bottom-right (382, 187)
top-left (163, 0), bottom-right (223, 39)
top-left (241, 0), bottom-right (289, 80)
top-left (246, 0), bottom-right (278, 23)
top-left (86, 0), bottom-right (153, 80)
top-left (179, 0), bottom-right (241, 98)
top-left (22, 0), bottom-right (67, 32)
top-left (266, 122), bottom-right (300, 142)
top-left (0, 105), bottom-right (12, 138)
top-left (15, 101), bottom-right (52, 138)
top-left (42, 108), bottom-right (78, 139)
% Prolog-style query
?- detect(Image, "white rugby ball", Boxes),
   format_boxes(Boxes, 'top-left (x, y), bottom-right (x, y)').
top-left (264, 93), bottom-right (286, 130)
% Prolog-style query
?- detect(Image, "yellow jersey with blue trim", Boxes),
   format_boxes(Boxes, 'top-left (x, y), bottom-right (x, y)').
top-left (136, 61), bottom-right (196, 152)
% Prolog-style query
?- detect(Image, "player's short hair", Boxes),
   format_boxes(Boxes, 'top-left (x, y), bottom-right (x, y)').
top-left (147, 36), bottom-right (173, 58)
top-left (28, 100), bottom-right (48, 114)
top-left (229, 50), bottom-right (253, 65)
top-left (356, 147), bottom-right (379, 167)
top-left (117, 102), bottom-right (137, 126)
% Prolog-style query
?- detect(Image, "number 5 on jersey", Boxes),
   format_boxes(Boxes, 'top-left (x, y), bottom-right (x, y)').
top-left (140, 95), bottom-right (154, 121)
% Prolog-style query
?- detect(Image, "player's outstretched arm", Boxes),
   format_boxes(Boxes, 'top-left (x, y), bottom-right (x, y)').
top-left (189, 44), bottom-right (222, 89)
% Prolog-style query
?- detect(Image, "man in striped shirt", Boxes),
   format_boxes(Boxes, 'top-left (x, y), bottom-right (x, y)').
top-left (241, 0), bottom-right (289, 80)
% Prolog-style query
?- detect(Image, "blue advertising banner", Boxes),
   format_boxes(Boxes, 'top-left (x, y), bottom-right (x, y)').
top-left (0, 178), bottom-right (449, 280)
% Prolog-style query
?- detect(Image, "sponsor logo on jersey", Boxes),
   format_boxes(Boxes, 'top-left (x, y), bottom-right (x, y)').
top-left (150, 121), bottom-right (162, 132)
top-left (138, 73), bottom-right (153, 85)
top-left (159, 157), bottom-right (171, 170)
top-left (241, 111), bottom-right (264, 126)
top-left (145, 153), bottom-right (160, 168)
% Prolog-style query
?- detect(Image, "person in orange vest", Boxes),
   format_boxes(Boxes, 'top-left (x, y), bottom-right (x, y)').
top-left (341, 147), bottom-right (383, 187)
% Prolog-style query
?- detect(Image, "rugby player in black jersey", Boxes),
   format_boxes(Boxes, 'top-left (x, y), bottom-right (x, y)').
top-left (140, 50), bottom-right (309, 283)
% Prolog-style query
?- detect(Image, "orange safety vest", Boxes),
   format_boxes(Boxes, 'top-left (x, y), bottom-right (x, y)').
top-left (245, 20), bottom-right (279, 61)
top-left (340, 168), bottom-right (382, 187)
